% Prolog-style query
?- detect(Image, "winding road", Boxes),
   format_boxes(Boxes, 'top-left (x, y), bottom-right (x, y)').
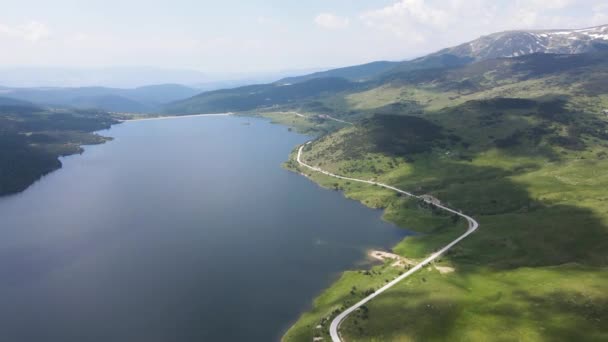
top-left (296, 143), bottom-right (479, 342)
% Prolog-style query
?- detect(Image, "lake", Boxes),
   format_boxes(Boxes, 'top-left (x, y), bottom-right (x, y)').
top-left (0, 115), bottom-right (409, 341)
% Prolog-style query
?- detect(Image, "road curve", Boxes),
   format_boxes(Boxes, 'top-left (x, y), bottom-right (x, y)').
top-left (296, 143), bottom-right (479, 342)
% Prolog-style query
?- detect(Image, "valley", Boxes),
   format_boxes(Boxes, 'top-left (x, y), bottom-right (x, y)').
top-left (1, 20), bottom-right (608, 342)
top-left (160, 26), bottom-right (608, 341)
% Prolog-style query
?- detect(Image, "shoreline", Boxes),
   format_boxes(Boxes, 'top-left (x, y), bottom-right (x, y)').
top-left (0, 113), bottom-right (234, 198)
top-left (119, 112), bottom-right (234, 122)
top-left (368, 250), bottom-right (417, 267)
top-left (292, 142), bottom-right (479, 342)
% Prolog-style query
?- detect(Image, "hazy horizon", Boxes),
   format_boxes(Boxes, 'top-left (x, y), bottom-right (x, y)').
top-left (0, 65), bottom-right (330, 88)
top-left (2, 1), bottom-right (607, 75)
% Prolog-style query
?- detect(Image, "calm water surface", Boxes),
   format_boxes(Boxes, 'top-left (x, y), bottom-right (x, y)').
top-left (0, 116), bottom-right (409, 341)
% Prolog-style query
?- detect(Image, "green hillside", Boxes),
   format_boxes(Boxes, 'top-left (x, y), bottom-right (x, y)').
top-left (282, 104), bottom-right (608, 342)
top-left (162, 48), bottom-right (608, 341)
top-left (1, 84), bottom-right (199, 113)
top-left (164, 77), bottom-right (356, 114)
top-left (0, 102), bottom-right (116, 196)
top-left (166, 52), bottom-right (608, 120)
top-left (269, 53), bottom-right (608, 341)
top-left (277, 61), bottom-right (400, 84)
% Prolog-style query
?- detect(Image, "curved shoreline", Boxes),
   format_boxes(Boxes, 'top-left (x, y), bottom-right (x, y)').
top-left (296, 142), bottom-right (479, 342)
top-left (120, 112), bottom-right (233, 122)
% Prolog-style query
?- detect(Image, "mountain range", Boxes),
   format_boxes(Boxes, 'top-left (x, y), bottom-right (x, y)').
top-left (0, 84), bottom-right (200, 113)
top-left (276, 24), bottom-right (608, 84)
top-left (269, 24), bottom-right (608, 342)
top-left (0, 18), bottom-right (606, 342)
top-left (165, 24), bottom-right (608, 115)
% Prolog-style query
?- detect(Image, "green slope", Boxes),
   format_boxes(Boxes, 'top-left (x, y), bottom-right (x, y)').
top-left (165, 52), bottom-right (608, 121)
top-left (2, 84), bottom-right (199, 113)
top-left (278, 61), bottom-right (400, 84)
top-left (283, 99), bottom-right (608, 341)
top-left (0, 104), bottom-right (116, 196)
top-left (278, 53), bottom-right (608, 341)
top-left (162, 50), bottom-right (608, 341)
top-left (164, 77), bottom-right (356, 114)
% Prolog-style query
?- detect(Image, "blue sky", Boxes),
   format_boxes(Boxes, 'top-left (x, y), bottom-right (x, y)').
top-left (1, 0), bottom-right (607, 73)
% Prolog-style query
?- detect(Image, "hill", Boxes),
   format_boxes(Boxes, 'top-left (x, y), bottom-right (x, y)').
top-left (430, 24), bottom-right (608, 62)
top-left (163, 28), bottom-right (608, 342)
top-left (166, 51), bottom-right (608, 120)
top-left (269, 24), bottom-right (608, 86)
top-left (277, 61), bottom-right (400, 84)
top-left (167, 23), bottom-right (608, 116)
top-left (0, 96), bottom-right (39, 108)
top-left (164, 77), bottom-right (356, 114)
top-left (282, 52), bottom-right (608, 341)
top-left (70, 94), bottom-right (152, 113)
top-left (0, 102), bottom-right (117, 196)
top-left (0, 66), bottom-right (210, 88)
top-left (0, 84), bottom-right (199, 113)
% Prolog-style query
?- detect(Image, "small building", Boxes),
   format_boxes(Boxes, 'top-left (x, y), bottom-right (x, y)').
top-left (420, 194), bottom-right (441, 206)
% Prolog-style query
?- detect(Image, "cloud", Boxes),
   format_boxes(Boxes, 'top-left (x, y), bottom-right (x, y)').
top-left (314, 13), bottom-right (350, 30)
top-left (361, 0), bottom-right (447, 30)
top-left (358, 0), bottom-right (608, 55)
top-left (0, 21), bottom-right (51, 42)
top-left (256, 16), bottom-right (271, 25)
top-left (592, 4), bottom-right (608, 25)
top-left (519, 0), bottom-right (574, 11)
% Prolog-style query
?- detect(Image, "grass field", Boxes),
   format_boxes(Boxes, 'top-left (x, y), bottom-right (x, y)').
top-left (160, 51), bottom-right (608, 341)
top-left (282, 94), bottom-right (608, 341)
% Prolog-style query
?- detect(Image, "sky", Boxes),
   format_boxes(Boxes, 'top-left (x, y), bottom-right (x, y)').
top-left (1, 0), bottom-right (608, 73)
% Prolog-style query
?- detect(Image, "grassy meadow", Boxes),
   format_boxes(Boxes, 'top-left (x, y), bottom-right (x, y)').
top-left (281, 93), bottom-right (608, 341)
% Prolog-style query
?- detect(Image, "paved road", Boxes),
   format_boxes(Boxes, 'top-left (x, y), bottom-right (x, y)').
top-left (292, 112), bottom-right (353, 125)
top-left (296, 143), bottom-right (479, 342)
top-left (323, 115), bottom-right (353, 125)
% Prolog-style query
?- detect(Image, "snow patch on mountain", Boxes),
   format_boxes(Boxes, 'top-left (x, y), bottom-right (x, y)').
top-left (431, 24), bottom-right (608, 61)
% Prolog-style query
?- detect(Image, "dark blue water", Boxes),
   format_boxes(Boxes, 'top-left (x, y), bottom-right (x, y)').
top-left (0, 116), bottom-right (408, 341)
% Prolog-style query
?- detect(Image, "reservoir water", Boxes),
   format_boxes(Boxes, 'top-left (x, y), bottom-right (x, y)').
top-left (0, 115), bottom-right (409, 341)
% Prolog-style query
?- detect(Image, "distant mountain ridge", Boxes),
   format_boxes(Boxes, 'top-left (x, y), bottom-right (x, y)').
top-left (429, 24), bottom-right (608, 61)
top-left (0, 84), bottom-right (199, 113)
top-left (277, 61), bottom-right (400, 84)
top-left (278, 24), bottom-right (608, 84)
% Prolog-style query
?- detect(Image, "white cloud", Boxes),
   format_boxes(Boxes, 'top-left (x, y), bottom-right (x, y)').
top-left (256, 16), bottom-right (271, 25)
top-left (362, 0), bottom-right (447, 30)
top-left (0, 21), bottom-right (51, 42)
top-left (592, 4), bottom-right (608, 26)
top-left (518, 0), bottom-right (574, 11)
top-left (314, 13), bottom-right (350, 30)
top-left (358, 0), bottom-right (608, 56)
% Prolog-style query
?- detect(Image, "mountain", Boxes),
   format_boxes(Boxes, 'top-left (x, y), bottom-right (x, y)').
top-left (279, 31), bottom-right (608, 342)
top-left (284, 49), bottom-right (608, 338)
top-left (70, 95), bottom-right (152, 113)
top-left (0, 67), bottom-right (211, 88)
top-left (167, 50), bottom-right (608, 117)
top-left (275, 24), bottom-right (608, 84)
top-left (0, 84), bottom-right (200, 113)
top-left (0, 66), bottom-right (327, 90)
top-left (164, 77), bottom-right (356, 114)
top-left (277, 61), bottom-right (400, 84)
top-left (125, 84), bottom-right (202, 105)
top-left (0, 96), bottom-right (38, 108)
top-left (166, 24), bottom-right (608, 116)
top-left (428, 24), bottom-right (608, 61)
